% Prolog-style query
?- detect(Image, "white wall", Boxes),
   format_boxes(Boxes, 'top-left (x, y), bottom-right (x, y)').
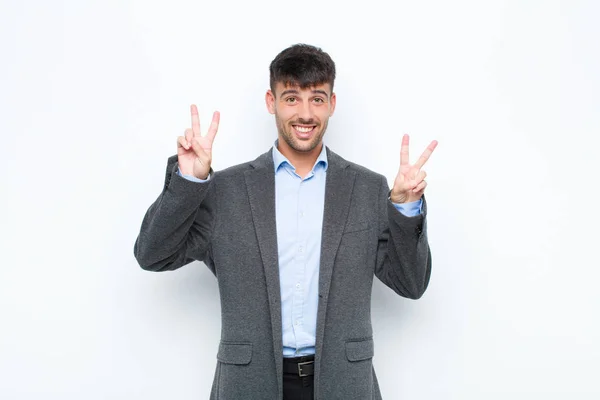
top-left (1, 0), bottom-right (599, 398)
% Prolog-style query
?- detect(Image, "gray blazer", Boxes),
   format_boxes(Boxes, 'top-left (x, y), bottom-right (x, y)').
top-left (133, 146), bottom-right (432, 399)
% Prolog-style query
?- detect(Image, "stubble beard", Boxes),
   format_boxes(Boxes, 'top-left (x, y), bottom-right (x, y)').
top-left (275, 113), bottom-right (328, 154)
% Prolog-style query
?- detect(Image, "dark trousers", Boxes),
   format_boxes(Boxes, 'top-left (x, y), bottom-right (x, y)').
top-left (283, 355), bottom-right (314, 400)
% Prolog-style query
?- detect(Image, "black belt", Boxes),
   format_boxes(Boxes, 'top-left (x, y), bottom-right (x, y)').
top-left (283, 355), bottom-right (315, 377)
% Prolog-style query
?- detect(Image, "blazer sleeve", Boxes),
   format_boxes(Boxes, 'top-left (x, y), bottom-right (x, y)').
top-left (374, 175), bottom-right (432, 299)
top-left (133, 154), bottom-right (217, 273)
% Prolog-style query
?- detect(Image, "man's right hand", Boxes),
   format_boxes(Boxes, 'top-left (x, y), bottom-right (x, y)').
top-left (177, 104), bottom-right (220, 180)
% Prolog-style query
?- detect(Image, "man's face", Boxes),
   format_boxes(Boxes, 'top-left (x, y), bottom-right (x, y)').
top-left (266, 82), bottom-right (336, 154)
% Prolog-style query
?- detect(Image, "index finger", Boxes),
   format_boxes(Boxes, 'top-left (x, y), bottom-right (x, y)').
top-left (190, 104), bottom-right (201, 136)
top-left (414, 140), bottom-right (438, 170)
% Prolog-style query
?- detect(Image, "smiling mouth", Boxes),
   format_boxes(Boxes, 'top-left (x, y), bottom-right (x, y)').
top-left (292, 125), bottom-right (316, 136)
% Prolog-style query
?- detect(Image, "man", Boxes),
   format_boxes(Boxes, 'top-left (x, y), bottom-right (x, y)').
top-left (134, 43), bottom-right (437, 399)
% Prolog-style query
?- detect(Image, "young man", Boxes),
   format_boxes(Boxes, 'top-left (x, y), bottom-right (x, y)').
top-left (134, 43), bottom-right (437, 400)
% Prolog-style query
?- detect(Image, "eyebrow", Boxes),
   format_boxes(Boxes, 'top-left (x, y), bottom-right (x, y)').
top-left (280, 89), bottom-right (329, 97)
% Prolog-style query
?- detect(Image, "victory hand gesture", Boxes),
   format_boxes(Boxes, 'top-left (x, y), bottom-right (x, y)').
top-left (177, 105), bottom-right (220, 180)
top-left (390, 134), bottom-right (438, 204)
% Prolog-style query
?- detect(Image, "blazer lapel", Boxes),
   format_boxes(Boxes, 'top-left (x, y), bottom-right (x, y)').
top-left (313, 148), bottom-right (356, 392)
top-left (243, 149), bottom-right (284, 397)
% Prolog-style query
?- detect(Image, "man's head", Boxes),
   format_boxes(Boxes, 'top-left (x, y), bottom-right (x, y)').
top-left (266, 44), bottom-right (337, 155)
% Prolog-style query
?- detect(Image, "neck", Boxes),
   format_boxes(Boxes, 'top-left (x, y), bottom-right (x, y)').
top-left (277, 138), bottom-right (323, 178)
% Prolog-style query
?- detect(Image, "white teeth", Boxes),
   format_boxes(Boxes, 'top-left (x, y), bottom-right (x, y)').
top-left (294, 126), bottom-right (313, 133)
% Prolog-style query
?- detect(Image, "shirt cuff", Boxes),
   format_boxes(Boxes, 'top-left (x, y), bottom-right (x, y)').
top-left (177, 166), bottom-right (210, 182)
top-left (391, 198), bottom-right (422, 217)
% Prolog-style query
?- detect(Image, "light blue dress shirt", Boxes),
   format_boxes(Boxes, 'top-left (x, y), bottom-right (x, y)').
top-left (177, 141), bottom-right (422, 357)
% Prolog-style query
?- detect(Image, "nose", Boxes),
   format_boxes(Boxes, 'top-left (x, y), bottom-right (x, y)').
top-left (298, 100), bottom-right (313, 122)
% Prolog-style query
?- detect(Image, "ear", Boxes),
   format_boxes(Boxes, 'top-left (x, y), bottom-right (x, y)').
top-left (329, 92), bottom-right (337, 116)
top-left (265, 90), bottom-right (276, 114)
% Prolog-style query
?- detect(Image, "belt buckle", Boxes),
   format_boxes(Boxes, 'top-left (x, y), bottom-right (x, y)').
top-left (297, 360), bottom-right (313, 377)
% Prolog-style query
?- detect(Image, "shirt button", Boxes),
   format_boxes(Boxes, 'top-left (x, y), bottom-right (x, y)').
top-left (298, 246), bottom-right (303, 253)
top-left (300, 211), bottom-right (304, 217)
top-left (296, 283), bottom-right (301, 289)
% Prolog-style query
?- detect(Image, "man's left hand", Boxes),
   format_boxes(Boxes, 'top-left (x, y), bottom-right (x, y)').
top-left (390, 134), bottom-right (438, 204)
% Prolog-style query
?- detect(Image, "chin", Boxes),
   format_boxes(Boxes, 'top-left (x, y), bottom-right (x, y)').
top-left (288, 135), bottom-right (322, 153)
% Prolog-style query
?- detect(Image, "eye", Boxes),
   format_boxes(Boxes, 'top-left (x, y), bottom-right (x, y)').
top-left (313, 97), bottom-right (325, 103)
top-left (285, 97), bottom-right (297, 103)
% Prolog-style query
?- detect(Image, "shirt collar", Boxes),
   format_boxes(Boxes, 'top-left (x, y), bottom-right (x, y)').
top-left (272, 139), bottom-right (328, 173)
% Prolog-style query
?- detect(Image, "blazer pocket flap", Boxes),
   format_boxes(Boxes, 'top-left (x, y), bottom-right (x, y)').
top-left (343, 221), bottom-right (371, 234)
top-left (345, 338), bottom-right (374, 362)
top-left (217, 342), bottom-right (253, 365)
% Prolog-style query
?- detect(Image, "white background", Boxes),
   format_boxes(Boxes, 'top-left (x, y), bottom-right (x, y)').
top-left (1, 0), bottom-right (599, 398)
